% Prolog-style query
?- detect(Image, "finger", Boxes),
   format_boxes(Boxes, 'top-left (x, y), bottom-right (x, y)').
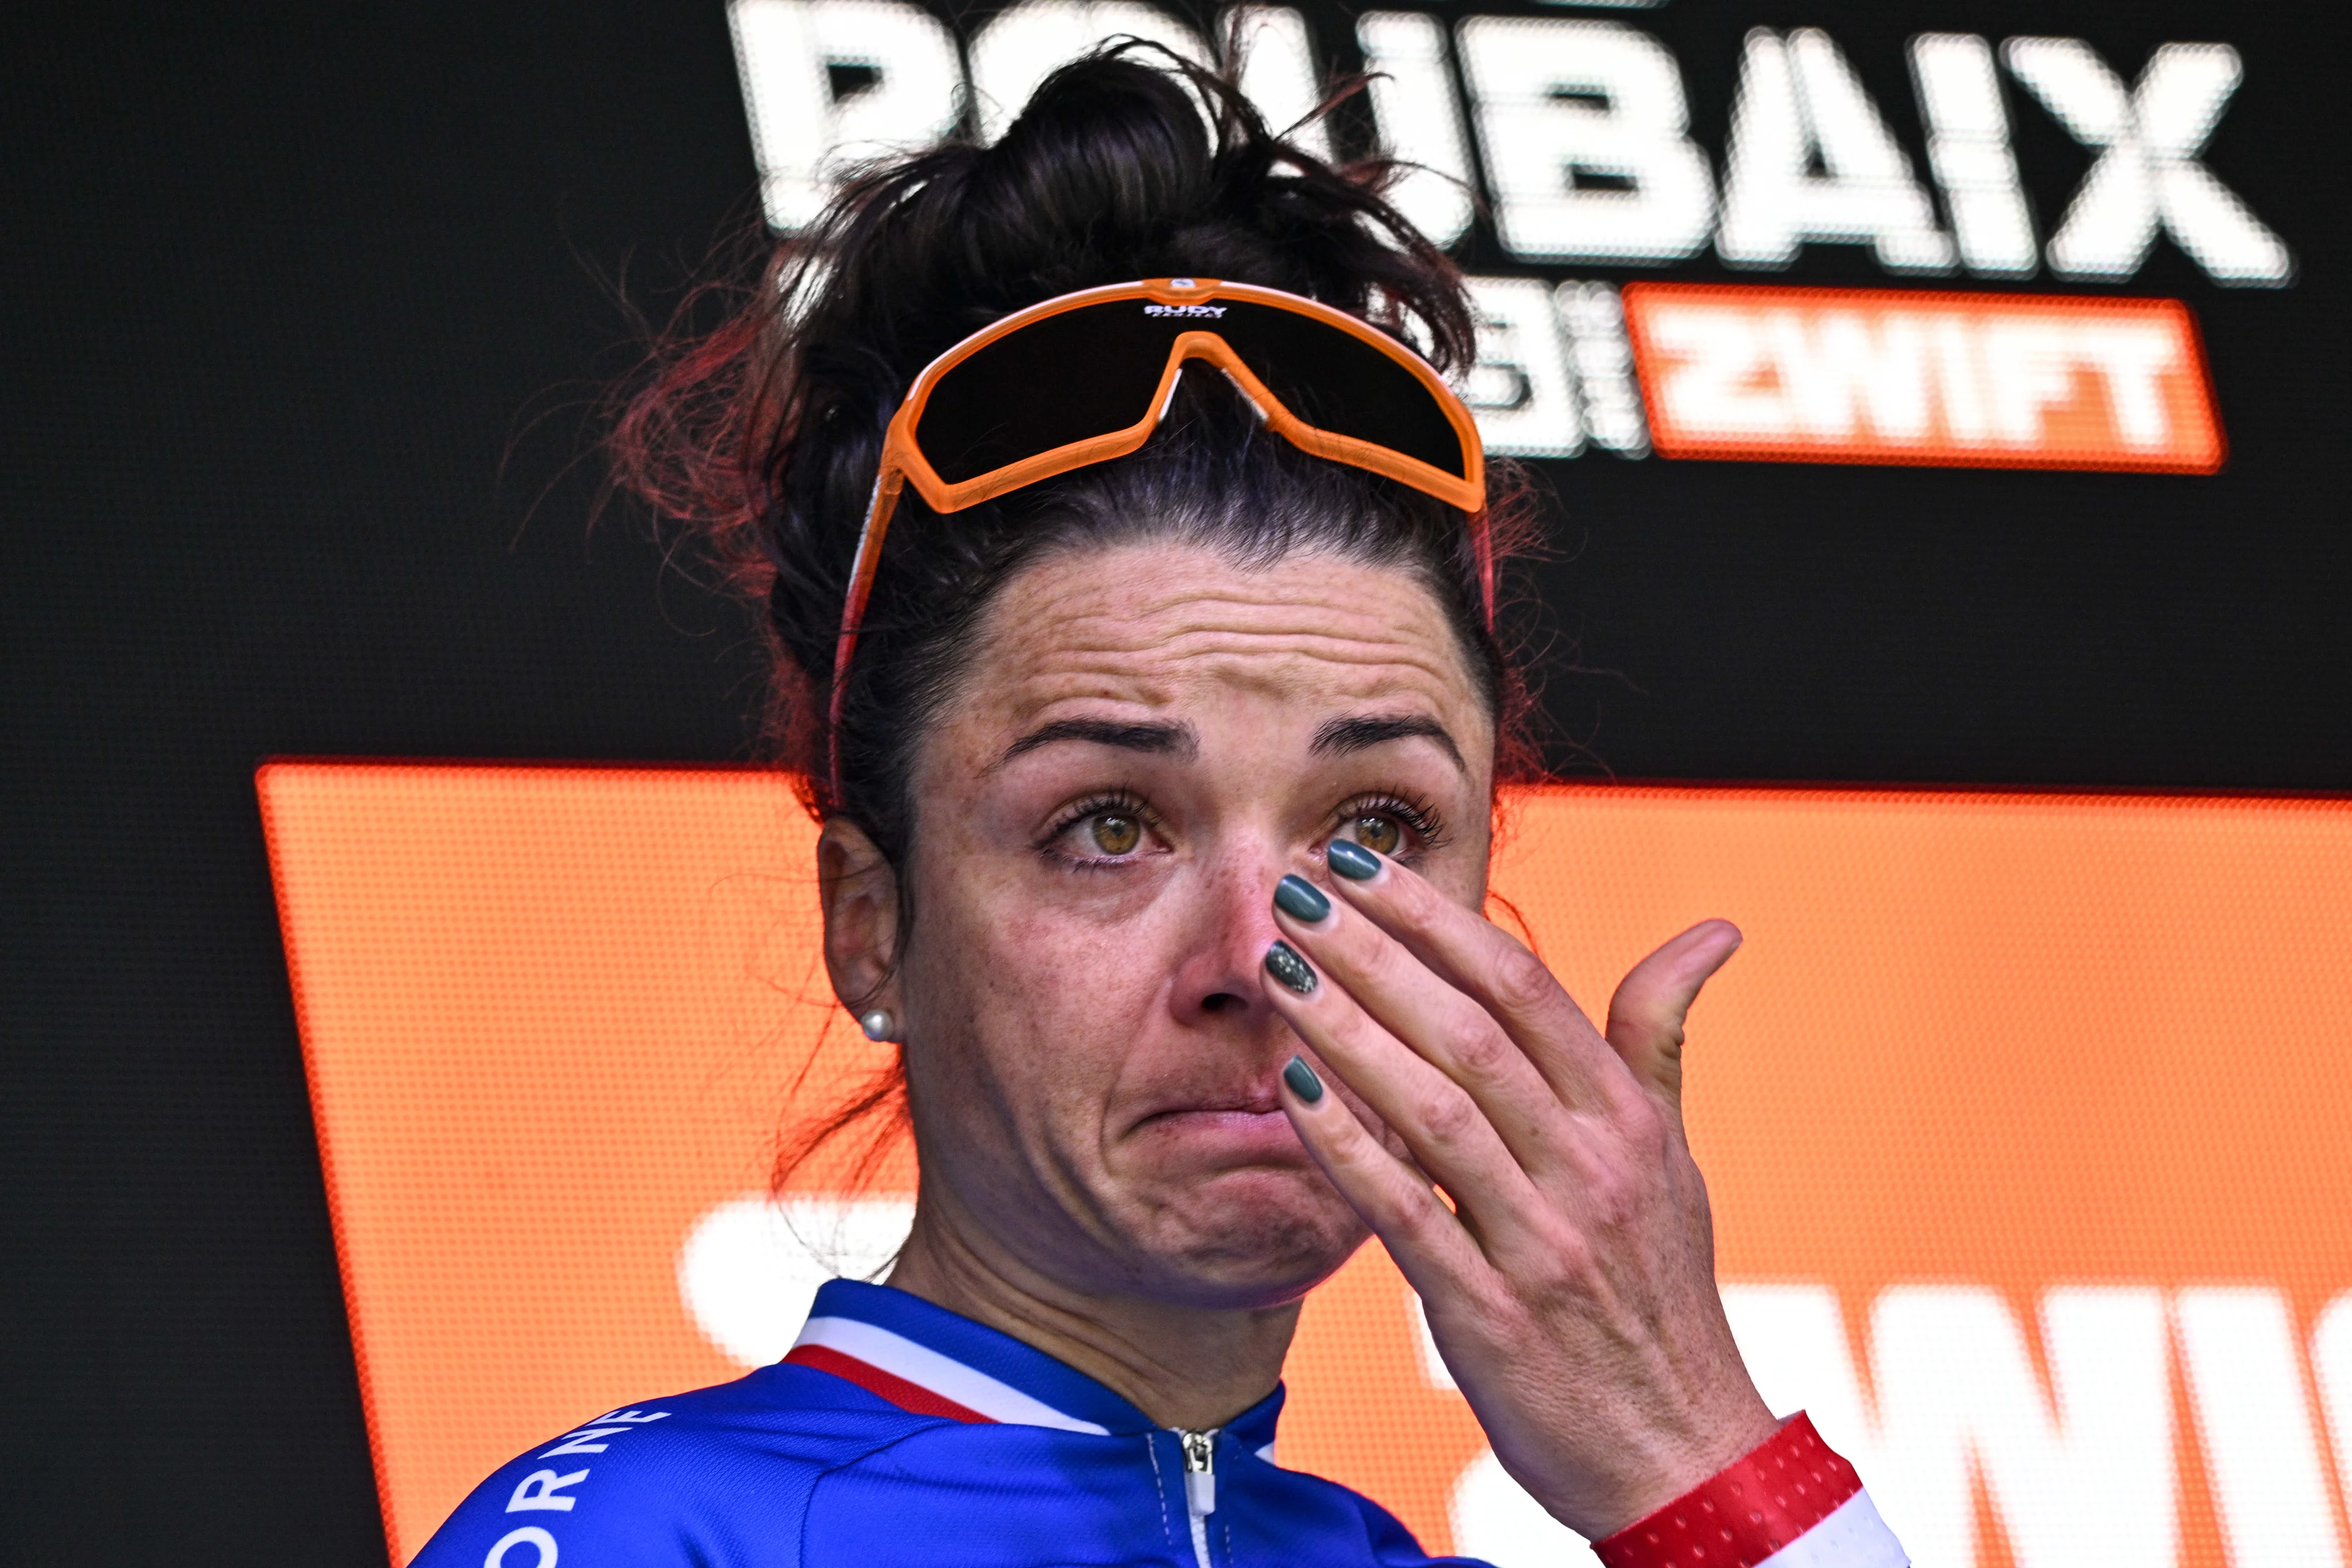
top-left (1261, 938), bottom-right (1545, 1247)
top-left (1604, 920), bottom-right (1741, 1115)
top-left (1272, 873), bottom-right (1578, 1180)
top-left (1322, 845), bottom-right (1638, 1116)
top-left (1275, 1050), bottom-right (1490, 1298)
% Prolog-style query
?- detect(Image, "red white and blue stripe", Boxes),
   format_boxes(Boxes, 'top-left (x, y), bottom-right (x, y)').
top-left (787, 1311), bottom-right (1115, 1433)
top-left (784, 1280), bottom-right (1173, 1435)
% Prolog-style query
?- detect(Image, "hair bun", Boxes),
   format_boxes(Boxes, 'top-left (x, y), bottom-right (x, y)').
top-left (805, 41), bottom-right (1473, 393)
top-left (978, 53), bottom-right (1217, 260)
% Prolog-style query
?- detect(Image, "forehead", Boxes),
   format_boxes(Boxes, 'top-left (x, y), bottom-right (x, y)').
top-left (949, 543), bottom-right (1488, 737)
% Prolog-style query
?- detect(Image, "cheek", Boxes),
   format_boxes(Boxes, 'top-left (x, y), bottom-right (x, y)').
top-left (1427, 802), bottom-right (1496, 913)
top-left (902, 869), bottom-right (1172, 1119)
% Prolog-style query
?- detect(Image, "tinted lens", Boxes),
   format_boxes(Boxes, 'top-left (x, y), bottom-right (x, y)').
top-left (914, 301), bottom-right (1186, 484)
top-left (911, 292), bottom-right (1468, 488)
top-left (1208, 301), bottom-right (1469, 480)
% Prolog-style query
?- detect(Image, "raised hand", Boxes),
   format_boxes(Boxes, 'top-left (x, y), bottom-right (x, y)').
top-left (1266, 845), bottom-right (1777, 1540)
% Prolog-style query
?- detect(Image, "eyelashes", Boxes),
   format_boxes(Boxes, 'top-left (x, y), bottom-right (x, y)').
top-left (1033, 786), bottom-right (1450, 869)
top-left (1334, 790), bottom-right (1449, 853)
top-left (1036, 787), bottom-right (1163, 869)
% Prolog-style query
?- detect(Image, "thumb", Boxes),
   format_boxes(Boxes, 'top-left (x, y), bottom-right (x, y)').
top-left (1604, 919), bottom-right (1742, 1114)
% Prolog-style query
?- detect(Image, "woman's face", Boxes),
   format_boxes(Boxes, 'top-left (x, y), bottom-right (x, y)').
top-left (875, 541), bottom-right (1496, 1311)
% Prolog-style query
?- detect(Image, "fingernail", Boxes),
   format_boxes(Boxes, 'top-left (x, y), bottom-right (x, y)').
top-left (1283, 1054), bottom-right (1325, 1103)
top-left (1326, 839), bottom-right (1381, 881)
top-left (1273, 873), bottom-right (1331, 923)
top-left (1264, 940), bottom-right (1317, 995)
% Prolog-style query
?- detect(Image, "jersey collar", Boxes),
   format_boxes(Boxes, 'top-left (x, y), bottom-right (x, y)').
top-left (788, 1279), bottom-right (1284, 1449)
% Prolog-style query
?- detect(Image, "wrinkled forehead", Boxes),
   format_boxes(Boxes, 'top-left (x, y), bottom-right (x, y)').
top-left (938, 543), bottom-right (1493, 765)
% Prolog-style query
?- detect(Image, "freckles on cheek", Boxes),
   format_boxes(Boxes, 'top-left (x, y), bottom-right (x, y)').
top-left (992, 904), bottom-right (1156, 1017)
top-left (969, 902), bottom-right (1170, 1080)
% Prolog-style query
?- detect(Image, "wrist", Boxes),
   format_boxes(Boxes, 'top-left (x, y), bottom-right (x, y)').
top-left (1583, 1387), bottom-right (1781, 1537)
top-left (1593, 1414), bottom-right (1865, 1568)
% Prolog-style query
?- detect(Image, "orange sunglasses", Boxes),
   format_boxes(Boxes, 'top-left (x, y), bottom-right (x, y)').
top-left (829, 277), bottom-right (1490, 791)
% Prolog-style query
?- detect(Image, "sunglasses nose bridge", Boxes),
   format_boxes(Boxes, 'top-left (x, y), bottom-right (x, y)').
top-left (1166, 332), bottom-right (1282, 429)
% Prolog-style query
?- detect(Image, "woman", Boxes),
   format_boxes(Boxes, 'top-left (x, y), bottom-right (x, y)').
top-left (420, 48), bottom-right (1904, 1568)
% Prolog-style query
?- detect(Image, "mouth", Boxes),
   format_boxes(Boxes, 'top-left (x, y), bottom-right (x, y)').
top-left (1129, 1091), bottom-right (1307, 1161)
top-left (1136, 1090), bottom-right (1281, 1125)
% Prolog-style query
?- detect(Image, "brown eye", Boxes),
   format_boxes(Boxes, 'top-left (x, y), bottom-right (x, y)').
top-left (1351, 814), bottom-right (1403, 856)
top-left (1090, 813), bottom-right (1142, 856)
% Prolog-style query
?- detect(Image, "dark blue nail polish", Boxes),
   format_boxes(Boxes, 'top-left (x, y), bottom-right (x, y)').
top-left (1283, 1054), bottom-right (1325, 1103)
top-left (1327, 839), bottom-right (1381, 881)
top-left (1273, 873), bottom-right (1331, 922)
top-left (1264, 940), bottom-right (1317, 995)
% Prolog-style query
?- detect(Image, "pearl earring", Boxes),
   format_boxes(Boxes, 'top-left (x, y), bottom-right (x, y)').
top-left (858, 1009), bottom-right (895, 1042)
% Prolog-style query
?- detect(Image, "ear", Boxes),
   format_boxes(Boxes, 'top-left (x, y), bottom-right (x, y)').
top-left (818, 816), bottom-right (903, 1016)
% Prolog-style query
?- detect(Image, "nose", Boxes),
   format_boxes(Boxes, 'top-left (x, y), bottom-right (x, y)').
top-left (1165, 843), bottom-right (1292, 1026)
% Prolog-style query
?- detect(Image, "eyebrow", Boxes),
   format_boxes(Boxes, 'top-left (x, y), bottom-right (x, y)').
top-left (1311, 714), bottom-right (1466, 772)
top-left (998, 718), bottom-right (1199, 767)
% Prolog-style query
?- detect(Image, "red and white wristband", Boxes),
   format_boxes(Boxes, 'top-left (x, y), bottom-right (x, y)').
top-left (1592, 1414), bottom-right (1908, 1568)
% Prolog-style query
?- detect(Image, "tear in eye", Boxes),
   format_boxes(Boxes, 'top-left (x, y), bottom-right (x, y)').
top-left (1349, 814), bottom-right (1403, 856)
top-left (1090, 813), bottom-right (1142, 856)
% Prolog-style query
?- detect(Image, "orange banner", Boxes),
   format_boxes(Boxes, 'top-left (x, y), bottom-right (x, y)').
top-left (1623, 284), bottom-right (2224, 472)
top-left (260, 764), bottom-right (2352, 1567)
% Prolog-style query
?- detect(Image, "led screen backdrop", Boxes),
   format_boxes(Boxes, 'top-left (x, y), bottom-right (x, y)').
top-left (725, 0), bottom-right (2295, 477)
top-left (263, 764), bottom-right (2352, 1568)
top-left (10, 0), bottom-right (2352, 1561)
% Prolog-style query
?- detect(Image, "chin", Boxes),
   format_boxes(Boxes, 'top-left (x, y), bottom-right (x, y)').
top-left (1126, 1164), bottom-right (1371, 1311)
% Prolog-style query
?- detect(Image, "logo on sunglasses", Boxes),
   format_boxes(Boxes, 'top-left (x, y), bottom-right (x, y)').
top-left (1144, 303), bottom-right (1227, 318)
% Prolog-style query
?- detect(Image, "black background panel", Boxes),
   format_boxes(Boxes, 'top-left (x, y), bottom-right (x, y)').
top-left (2, 0), bottom-right (2343, 1559)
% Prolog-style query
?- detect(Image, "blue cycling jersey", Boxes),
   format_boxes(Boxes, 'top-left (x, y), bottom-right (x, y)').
top-left (418, 1278), bottom-right (1908, 1568)
top-left (415, 1279), bottom-right (1480, 1568)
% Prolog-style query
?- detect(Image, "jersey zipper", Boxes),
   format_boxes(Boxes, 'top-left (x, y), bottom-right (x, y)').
top-left (1176, 1427), bottom-right (1217, 1568)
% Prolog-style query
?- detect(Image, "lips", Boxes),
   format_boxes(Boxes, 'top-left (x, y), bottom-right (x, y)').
top-left (1133, 1091), bottom-right (1283, 1129)
top-left (1127, 1089), bottom-right (1310, 1167)
top-left (1163, 1096), bottom-right (1281, 1118)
